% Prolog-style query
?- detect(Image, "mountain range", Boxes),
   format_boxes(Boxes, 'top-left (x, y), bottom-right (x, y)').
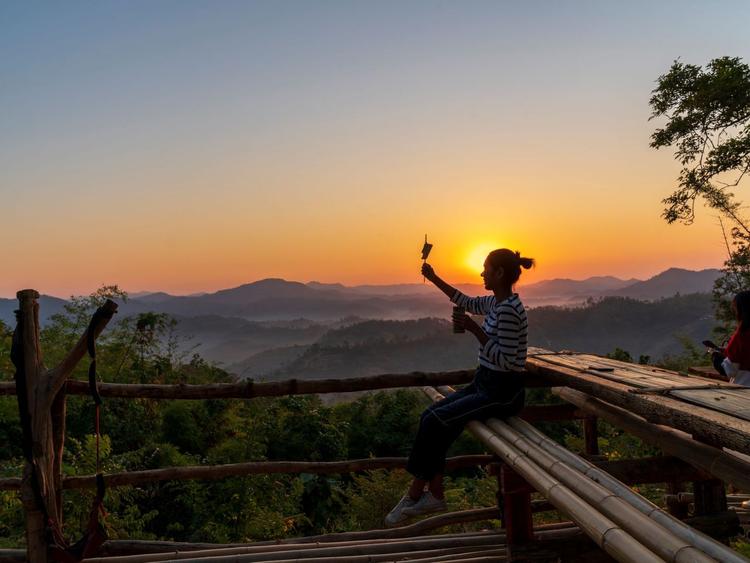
top-left (0, 267), bottom-right (721, 326)
top-left (0, 268), bottom-right (724, 379)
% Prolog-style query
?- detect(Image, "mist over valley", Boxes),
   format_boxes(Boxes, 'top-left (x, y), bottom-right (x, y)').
top-left (0, 268), bottom-right (720, 380)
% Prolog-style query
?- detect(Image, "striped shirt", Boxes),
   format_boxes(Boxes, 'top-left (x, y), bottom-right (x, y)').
top-left (451, 290), bottom-right (528, 372)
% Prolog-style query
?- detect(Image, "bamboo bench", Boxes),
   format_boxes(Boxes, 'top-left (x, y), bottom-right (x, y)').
top-left (425, 385), bottom-right (747, 563)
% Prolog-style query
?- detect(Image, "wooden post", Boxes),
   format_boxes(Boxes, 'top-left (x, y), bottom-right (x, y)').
top-left (489, 462), bottom-right (534, 560)
top-left (13, 290), bottom-right (118, 563)
top-left (15, 290), bottom-right (51, 563)
top-left (687, 478), bottom-right (741, 538)
top-left (692, 479), bottom-right (727, 516)
top-left (583, 416), bottom-right (599, 457)
top-left (664, 482), bottom-right (688, 519)
top-left (502, 465), bottom-right (534, 545)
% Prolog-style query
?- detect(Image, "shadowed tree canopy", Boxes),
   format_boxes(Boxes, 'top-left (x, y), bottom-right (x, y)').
top-left (650, 57), bottom-right (750, 328)
top-left (649, 56), bottom-right (750, 227)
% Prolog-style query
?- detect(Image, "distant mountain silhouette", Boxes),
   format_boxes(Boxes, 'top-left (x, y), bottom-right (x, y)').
top-left (110, 268), bottom-right (727, 321)
top-left (603, 268), bottom-right (720, 300)
top-left (0, 267), bottom-right (722, 327)
top-left (518, 275), bottom-right (638, 305)
top-left (118, 279), bottom-right (449, 321)
top-left (0, 295), bottom-right (68, 326)
top-left (530, 293), bottom-right (715, 359)
top-left (130, 291), bottom-right (176, 303)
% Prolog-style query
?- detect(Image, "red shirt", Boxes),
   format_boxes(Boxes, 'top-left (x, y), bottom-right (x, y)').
top-left (725, 327), bottom-right (750, 370)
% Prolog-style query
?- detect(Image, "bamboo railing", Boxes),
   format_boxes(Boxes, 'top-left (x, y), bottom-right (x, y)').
top-left (0, 370), bottom-right (551, 398)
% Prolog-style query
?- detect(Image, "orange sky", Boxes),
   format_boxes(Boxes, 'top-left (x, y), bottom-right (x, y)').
top-left (2, 3), bottom-right (746, 298)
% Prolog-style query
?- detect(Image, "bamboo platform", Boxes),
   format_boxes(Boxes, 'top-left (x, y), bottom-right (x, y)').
top-left (526, 347), bottom-right (750, 454)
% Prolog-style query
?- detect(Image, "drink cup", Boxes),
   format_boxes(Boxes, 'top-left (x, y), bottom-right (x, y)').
top-left (452, 306), bottom-right (465, 333)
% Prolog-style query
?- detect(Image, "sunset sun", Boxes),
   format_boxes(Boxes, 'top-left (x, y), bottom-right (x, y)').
top-left (465, 243), bottom-right (500, 275)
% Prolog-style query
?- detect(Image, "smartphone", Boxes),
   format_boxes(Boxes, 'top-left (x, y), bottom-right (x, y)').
top-left (702, 340), bottom-right (723, 353)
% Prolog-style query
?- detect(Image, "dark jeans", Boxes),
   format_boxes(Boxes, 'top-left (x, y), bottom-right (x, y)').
top-left (406, 366), bottom-right (525, 481)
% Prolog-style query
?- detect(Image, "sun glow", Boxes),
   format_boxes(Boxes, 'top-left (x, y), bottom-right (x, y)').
top-left (465, 243), bottom-right (501, 275)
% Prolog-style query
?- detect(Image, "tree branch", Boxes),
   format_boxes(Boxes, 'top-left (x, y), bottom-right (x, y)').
top-left (47, 299), bottom-right (118, 401)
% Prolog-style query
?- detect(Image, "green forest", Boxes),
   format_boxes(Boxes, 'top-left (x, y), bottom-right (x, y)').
top-left (0, 289), bottom-right (506, 547)
top-left (0, 288), bottom-right (723, 549)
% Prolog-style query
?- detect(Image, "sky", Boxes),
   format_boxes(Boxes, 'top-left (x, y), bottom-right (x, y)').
top-left (2, 1), bottom-right (749, 297)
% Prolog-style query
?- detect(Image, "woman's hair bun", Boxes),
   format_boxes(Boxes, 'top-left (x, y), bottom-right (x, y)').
top-left (487, 248), bottom-right (535, 285)
top-left (514, 250), bottom-right (535, 270)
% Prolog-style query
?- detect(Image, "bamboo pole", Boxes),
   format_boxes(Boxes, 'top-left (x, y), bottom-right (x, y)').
top-left (438, 384), bottom-right (738, 561)
top-left (373, 550), bottom-right (508, 563)
top-left (423, 388), bottom-right (662, 563)
top-left (88, 524), bottom-right (580, 561)
top-left (62, 454), bottom-right (492, 490)
top-left (96, 534), bottom-right (505, 563)
top-left (0, 454), bottom-right (704, 492)
top-left (0, 455), bottom-right (494, 491)
top-left (0, 370), bottom-right (553, 398)
top-left (554, 386), bottom-right (750, 492)
top-left (86, 548), bottom-right (502, 563)
top-left (81, 535), bottom-right (494, 561)
top-left (245, 547), bottom-right (507, 563)
top-left (91, 547), bottom-right (509, 563)
top-left (90, 522), bottom-right (579, 558)
top-left (508, 416), bottom-right (747, 563)
top-left (84, 536), bottom-right (504, 563)
top-left (484, 418), bottom-right (716, 563)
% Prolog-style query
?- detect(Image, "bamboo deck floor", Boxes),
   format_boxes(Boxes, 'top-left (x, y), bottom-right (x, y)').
top-left (526, 347), bottom-right (750, 454)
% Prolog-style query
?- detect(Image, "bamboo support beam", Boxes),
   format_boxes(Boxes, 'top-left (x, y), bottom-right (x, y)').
top-left (85, 533), bottom-right (505, 563)
top-left (486, 419), bottom-right (717, 562)
top-left (79, 523), bottom-right (578, 559)
top-left (2, 527), bottom-right (587, 563)
top-left (423, 387), bottom-right (663, 563)
top-left (0, 370), bottom-right (553, 398)
top-left (434, 385), bottom-right (749, 562)
top-left (88, 543), bottom-right (502, 563)
top-left (495, 417), bottom-right (737, 563)
top-left (0, 453), bottom-right (706, 492)
top-left (0, 457), bottom-right (492, 491)
top-left (0, 454), bottom-right (492, 491)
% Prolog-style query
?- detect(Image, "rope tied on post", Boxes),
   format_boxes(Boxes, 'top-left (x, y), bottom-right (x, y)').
top-left (85, 304), bottom-right (110, 500)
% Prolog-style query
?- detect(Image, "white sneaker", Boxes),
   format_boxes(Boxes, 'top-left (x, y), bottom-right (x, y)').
top-left (402, 491), bottom-right (447, 516)
top-left (384, 494), bottom-right (418, 527)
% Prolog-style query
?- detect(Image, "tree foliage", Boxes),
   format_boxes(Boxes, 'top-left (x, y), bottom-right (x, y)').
top-left (650, 56), bottom-right (750, 226)
top-left (650, 56), bottom-right (750, 329)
